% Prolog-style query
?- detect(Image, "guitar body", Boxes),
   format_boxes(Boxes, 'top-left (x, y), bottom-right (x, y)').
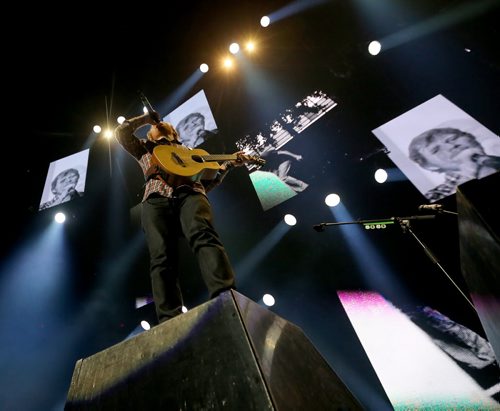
top-left (152, 145), bottom-right (222, 186)
top-left (152, 144), bottom-right (265, 188)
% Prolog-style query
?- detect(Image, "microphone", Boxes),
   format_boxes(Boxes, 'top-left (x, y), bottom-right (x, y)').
top-left (418, 204), bottom-right (443, 212)
top-left (138, 91), bottom-right (160, 123)
top-left (313, 224), bottom-right (325, 232)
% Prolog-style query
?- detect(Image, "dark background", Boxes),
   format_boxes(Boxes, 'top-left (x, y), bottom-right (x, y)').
top-left (2, 0), bottom-right (499, 409)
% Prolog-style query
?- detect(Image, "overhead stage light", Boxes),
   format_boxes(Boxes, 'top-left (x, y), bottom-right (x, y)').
top-left (374, 168), bottom-right (388, 183)
top-left (284, 214), bottom-right (297, 226)
top-left (368, 40), bottom-right (382, 56)
top-left (262, 294), bottom-right (275, 307)
top-left (222, 57), bottom-right (234, 69)
top-left (325, 193), bottom-right (341, 207)
top-left (117, 116), bottom-right (126, 124)
top-left (260, 16), bottom-right (270, 27)
top-left (229, 43), bottom-right (240, 54)
top-left (93, 125), bottom-right (101, 133)
top-left (199, 63), bottom-right (209, 73)
top-left (55, 212), bottom-right (66, 224)
top-left (245, 41), bottom-right (256, 53)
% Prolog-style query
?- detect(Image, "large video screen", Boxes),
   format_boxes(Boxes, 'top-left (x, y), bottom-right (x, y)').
top-left (163, 89), bottom-right (218, 149)
top-left (236, 90), bottom-right (337, 211)
top-left (39, 149), bottom-right (90, 211)
top-left (338, 290), bottom-right (500, 409)
top-left (372, 94), bottom-right (500, 202)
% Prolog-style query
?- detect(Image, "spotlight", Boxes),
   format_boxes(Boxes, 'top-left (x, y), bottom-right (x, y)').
top-left (222, 57), bottom-right (234, 69)
top-left (260, 16), bottom-right (270, 27)
top-left (103, 129), bottom-right (114, 139)
top-left (140, 320), bottom-right (151, 330)
top-left (229, 43), bottom-right (240, 54)
top-left (93, 125), bottom-right (102, 133)
top-left (245, 41), bottom-right (256, 53)
top-left (374, 168), bottom-right (388, 183)
top-left (182, 306), bottom-right (188, 313)
top-left (199, 63), bottom-right (209, 73)
top-left (368, 40), bottom-right (381, 56)
top-left (325, 193), bottom-right (341, 207)
top-left (54, 212), bottom-right (66, 224)
top-left (262, 294), bottom-right (275, 307)
top-left (284, 214), bottom-right (297, 226)
top-left (117, 116), bottom-right (126, 124)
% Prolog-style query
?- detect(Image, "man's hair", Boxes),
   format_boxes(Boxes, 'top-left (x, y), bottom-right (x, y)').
top-left (146, 121), bottom-right (179, 142)
top-left (52, 168), bottom-right (79, 190)
top-left (408, 127), bottom-right (479, 170)
top-left (176, 112), bottom-right (205, 130)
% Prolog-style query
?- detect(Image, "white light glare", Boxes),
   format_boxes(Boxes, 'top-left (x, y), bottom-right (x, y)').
top-left (368, 41), bottom-right (381, 56)
top-left (104, 129), bottom-right (114, 139)
top-left (325, 193), bottom-right (341, 207)
top-left (182, 306), bottom-right (188, 313)
top-left (374, 168), bottom-right (388, 183)
top-left (284, 214), bottom-right (297, 226)
top-left (260, 16), bottom-right (270, 27)
top-left (262, 294), bottom-right (275, 307)
top-left (199, 63), bottom-right (209, 73)
top-left (140, 320), bottom-right (151, 330)
top-left (55, 212), bottom-right (66, 224)
top-left (93, 125), bottom-right (102, 133)
top-left (245, 41), bottom-right (255, 52)
top-left (229, 43), bottom-right (240, 54)
top-left (117, 116), bottom-right (126, 124)
top-left (223, 57), bottom-right (234, 68)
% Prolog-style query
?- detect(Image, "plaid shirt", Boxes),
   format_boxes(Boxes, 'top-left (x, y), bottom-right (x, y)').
top-left (424, 172), bottom-right (470, 202)
top-left (115, 122), bottom-right (229, 201)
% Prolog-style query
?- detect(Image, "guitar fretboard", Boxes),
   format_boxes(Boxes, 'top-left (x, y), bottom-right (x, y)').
top-left (201, 155), bottom-right (237, 162)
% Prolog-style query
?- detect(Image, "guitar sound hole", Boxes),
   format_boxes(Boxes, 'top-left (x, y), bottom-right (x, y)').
top-left (191, 155), bottom-right (204, 163)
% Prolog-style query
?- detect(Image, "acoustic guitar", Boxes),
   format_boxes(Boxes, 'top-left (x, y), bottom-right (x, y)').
top-left (152, 145), bottom-right (265, 187)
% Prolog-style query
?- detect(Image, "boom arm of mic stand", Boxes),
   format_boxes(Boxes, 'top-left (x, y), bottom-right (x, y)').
top-left (313, 214), bottom-right (476, 313)
top-left (313, 215), bottom-right (436, 231)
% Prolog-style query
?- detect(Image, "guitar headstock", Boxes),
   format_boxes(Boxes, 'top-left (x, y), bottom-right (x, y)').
top-left (249, 155), bottom-right (266, 167)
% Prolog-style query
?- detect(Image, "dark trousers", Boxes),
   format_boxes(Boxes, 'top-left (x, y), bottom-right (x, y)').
top-left (141, 191), bottom-right (235, 323)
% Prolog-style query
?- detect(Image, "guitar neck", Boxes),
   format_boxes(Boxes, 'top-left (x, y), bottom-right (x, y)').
top-left (202, 154), bottom-right (237, 162)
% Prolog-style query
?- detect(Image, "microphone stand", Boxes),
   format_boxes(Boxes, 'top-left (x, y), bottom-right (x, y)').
top-left (313, 214), bottom-right (477, 313)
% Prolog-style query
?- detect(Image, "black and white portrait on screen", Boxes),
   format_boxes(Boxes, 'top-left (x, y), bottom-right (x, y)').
top-left (39, 149), bottom-right (90, 211)
top-left (372, 94), bottom-right (500, 202)
top-left (163, 89), bottom-right (219, 149)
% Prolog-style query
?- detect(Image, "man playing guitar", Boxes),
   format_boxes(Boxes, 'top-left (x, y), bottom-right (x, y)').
top-left (115, 110), bottom-right (254, 324)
